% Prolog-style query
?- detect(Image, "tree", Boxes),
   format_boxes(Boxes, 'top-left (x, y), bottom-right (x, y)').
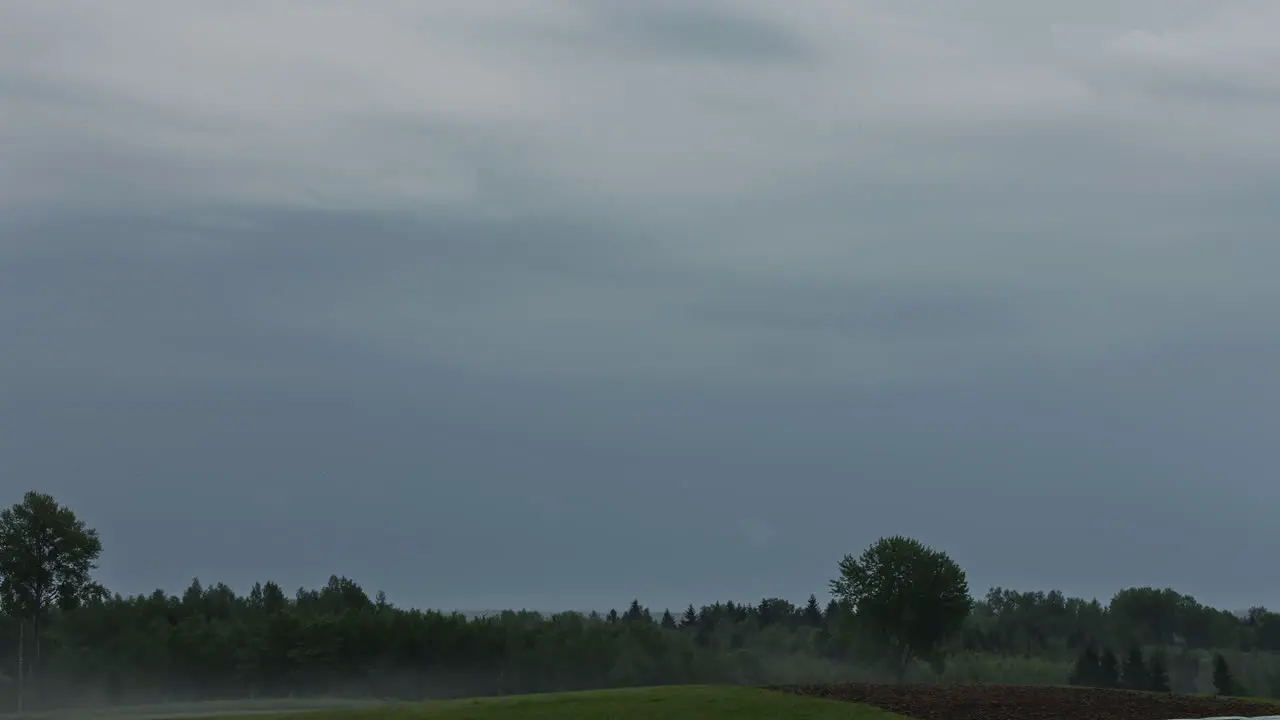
top-left (679, 604), bottom-right (698, 628)
top-left (829, 535), bottom-right (972, 680)
top-left (824, 599), bottom-right (841, 624)
top-left (623, 599), bottom-right (647, 624)
top-left (1256, 611), bottom-right (1280, 651)
top-left (261, 581), bottom-right (287, 615)
top-left (757, 598), bottom-right (795, 629)
top-left (0, 491), bottom-right (103, 704)
top-left (802, 594), bottom-right (824, 628)
top-left (1120, 643), bottom-right (1149, 690)
top-left (660, 609), bottom-right (677, 630)
top-left (1213, 653), bottom-right (1235, 695)
top-left (1099, 648), bottom-right (1120, 688)
top-left (1069, 644), bottom-right (1101, 687)
top-left (1147, 650), bottom-right (1171, 692)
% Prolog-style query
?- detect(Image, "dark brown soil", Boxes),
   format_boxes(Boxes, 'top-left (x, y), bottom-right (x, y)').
top-left (768, 683), bottom-right (1280, 720)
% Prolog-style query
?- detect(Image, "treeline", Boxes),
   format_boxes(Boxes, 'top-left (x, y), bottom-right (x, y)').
top-left (0, 579), bottom-right (1269, 701)
top-left (1068, 643), bottom-right (1243, 697)
top-left (1, 581), bottom-right (856, 707)
top-left (3, 492), bottom-right (1280, 712)
top-left (1068, 644), bottom-right (1174, 693)
top-left (5, 576), bottom-right (1280, 708)
top-left (969, 586), bottom-right (1280, 656)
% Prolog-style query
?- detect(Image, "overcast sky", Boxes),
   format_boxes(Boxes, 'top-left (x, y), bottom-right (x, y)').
top-left (2, 1), bottom-right (1278, 614)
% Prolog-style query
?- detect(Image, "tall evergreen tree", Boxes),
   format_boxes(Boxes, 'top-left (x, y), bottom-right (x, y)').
top-left (1120, 643), bottom-right (1149, 690)
top-left (802, 594), bottom-right (824, 628)
top-left (1098, 648), bottom-right (1120, 688)
top-left (623, 599), bottom-right (645, 623)
top-left (1147, 650), bottom-right (1171, 692)
top-left (1069, 645), bottom-right (1101, 687)
top-left (660, 609), bottom-right (677, 630)
top-left (1213, 653), bottom-right (1235, 696)
top-left (679, 604), bottom-right (698, 628)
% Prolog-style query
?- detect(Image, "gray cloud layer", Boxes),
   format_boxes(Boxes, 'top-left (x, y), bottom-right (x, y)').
top-left (2, 1), bottom-right (1278, 612)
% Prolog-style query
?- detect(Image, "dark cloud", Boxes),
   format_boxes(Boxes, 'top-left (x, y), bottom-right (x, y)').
top-left (3, 207), bottom-right (1276, 612)
top-left (1138, 72), bottom-right (1280, 107)
top-left (693, 278), bottom-right (1024, 342)
top-left (2, 2), bottom-right (1279, 614)
top-left (5, 305), bottom-right (1275, 611)
top-left (585, 2), bottom-right (814, 63)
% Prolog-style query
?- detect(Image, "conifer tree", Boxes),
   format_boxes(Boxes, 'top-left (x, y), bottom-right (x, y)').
top-left (680, 604), bottom-right (698, 628)
top-left (1147, 650), bottom-right (1171, 692)
top-left (1069, 645), bottom-right (1101, 687)
top-left (802, 594), bottom-right (824, 628)
top-left (1213, 653), bottom-right (1235, 696)
top-left (1099, 648), bottom-right (1120, 688)
top-left (623, 599), bottom-right (645, 623)
top-left (1121, 643), bottom-right (1149, 690)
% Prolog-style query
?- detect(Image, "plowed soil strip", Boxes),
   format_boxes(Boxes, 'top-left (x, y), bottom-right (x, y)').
top-left (768, 683), bottom-right (1280, 720)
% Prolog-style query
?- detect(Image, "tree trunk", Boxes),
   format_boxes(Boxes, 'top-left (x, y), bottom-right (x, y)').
top-left (33, 614), bottom-right (42, 709)
top-left (895, 644), bottom-right (912, 683)
top-left (15, 618), bottom-right (23, 714)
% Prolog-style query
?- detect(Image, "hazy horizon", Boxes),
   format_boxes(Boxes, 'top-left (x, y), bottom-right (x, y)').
top-left (2, 1), bottom-right (1277, 615)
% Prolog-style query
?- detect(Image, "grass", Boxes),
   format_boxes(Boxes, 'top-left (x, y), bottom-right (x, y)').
top-left (195, 686), bottom-right (903, 720)
top-left (0, 698), bottom-right (384, 720)
top-left (12, 684), bottom-right (1280, 720)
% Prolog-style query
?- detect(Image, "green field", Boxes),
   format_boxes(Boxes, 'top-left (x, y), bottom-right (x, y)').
top-left (185, 687), bottom-right (896, 720)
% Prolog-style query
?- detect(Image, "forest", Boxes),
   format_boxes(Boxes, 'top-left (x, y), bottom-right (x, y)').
top-left (2, 490), bottom-right (1279, 712)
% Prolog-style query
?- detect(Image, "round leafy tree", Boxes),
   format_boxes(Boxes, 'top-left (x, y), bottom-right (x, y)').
top-left (830, 535), bottom-right (972, 680)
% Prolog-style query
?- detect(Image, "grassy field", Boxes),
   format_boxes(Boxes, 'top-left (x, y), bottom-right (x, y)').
top-left (8, 684), bottom-right (1280, 720)
top-left (0, 698), bottom-right (385, 720)
top-left (176, 686), bottom-right (899, 720)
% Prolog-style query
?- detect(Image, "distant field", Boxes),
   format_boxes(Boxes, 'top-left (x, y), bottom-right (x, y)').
top-left (771, 683), bottom-right (1280, 720)
top-left (154, 686), bottom-right (897, 720)
top-left (12, 682), bottom-right (1280, 720)
top-left (0, 697), bottom-right (384, 720)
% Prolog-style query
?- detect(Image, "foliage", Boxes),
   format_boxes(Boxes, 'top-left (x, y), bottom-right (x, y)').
top-left (1214, 653), bottom-right (1235, 695)
top-left (0, 490), bottom-right (104, 708)
top-left (1148, 650), bottom-right (1171, 692)
top-left (1121, 643), bottom-right (1149, 690)
top-left (830, 536), bottom-right (972, 679)
top-left (1099, 648), bottom-right (1120, 688)
top-left (0, 491), bottom-right (104, 620)
top-left (1069, 645), bottom-right (1101, 687)
top-left (1072, 644), bottom-right (1177, 693)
